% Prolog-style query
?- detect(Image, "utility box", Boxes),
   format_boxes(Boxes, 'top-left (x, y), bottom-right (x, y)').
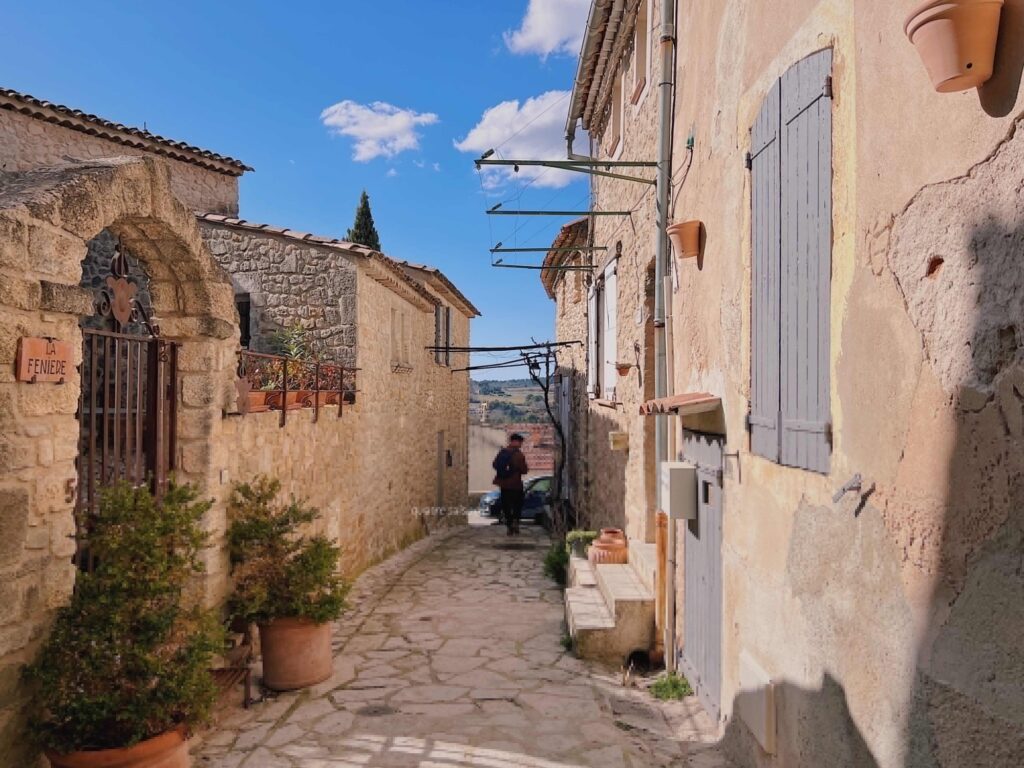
top-left (660, 461), bottom-right (697, 520)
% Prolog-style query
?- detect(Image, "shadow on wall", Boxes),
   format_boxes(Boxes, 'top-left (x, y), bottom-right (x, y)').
top-left (725, 675), bottom-right (880, 768)
top-left (979, 0), bottom-right (1024, 117)
top-left (902, 214), bottom-right (1024, 766)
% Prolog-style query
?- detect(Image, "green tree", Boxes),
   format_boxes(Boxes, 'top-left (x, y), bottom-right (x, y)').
top-left (345, 190), bottom-right (382, 251)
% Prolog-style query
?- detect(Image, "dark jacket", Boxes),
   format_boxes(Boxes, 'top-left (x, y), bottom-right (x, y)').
top-left (493, 447), bottom-right (529, 491)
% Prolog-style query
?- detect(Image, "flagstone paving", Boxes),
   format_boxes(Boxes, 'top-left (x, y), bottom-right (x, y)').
top-left (194, 520), bottom-right (729, 768)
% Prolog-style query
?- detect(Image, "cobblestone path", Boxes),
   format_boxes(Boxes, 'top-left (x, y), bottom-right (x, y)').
top-left (195, 521), bottom-right (728, 768)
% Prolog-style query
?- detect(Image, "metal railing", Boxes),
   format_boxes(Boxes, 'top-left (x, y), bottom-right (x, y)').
top-left (237, 350), bottom-right (358, 427)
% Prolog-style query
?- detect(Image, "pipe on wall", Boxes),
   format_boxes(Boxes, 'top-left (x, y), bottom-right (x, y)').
top-left (655, 0), bottom-right (678, 674)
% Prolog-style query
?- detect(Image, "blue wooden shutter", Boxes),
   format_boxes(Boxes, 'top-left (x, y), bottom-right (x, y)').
top-left (749, 79), bottom-right (782, 462)
top-left (444, 306), bottom-right (452, 367)
top-left (587, 284), bottom-right (598, 397)
top-left (603, 262), bottom-right (618, 401)
top-left (434, 306), bottom-right (442, 364)
top-left (780, 49), bottom-right (832, 473)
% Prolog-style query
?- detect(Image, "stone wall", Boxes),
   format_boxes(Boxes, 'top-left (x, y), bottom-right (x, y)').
top-left (0, 110), bottom-right (240, 215)
top-left (0, 157), bottom-right (240, 765)
top-left (198, 222), bottom-right (359, 366)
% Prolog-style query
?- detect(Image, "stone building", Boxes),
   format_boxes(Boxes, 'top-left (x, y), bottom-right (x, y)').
top-left (0, 88), bottom-right (476, 763)
top-left (546, 2), bottom-right (1024, 767)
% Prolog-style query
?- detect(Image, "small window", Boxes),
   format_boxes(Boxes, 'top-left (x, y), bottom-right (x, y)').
top-left (390, 307), bottom-right (399, 364)
top-left (606, 72), bottom-right (623, 156)
top-left (235, 293), bottom-right (251, 348)
top-left (631, 0), bottom-right (650, 104)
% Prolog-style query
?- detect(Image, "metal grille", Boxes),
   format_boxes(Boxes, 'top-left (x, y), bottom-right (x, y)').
top-left (74, 235), bottom-right (177, 571)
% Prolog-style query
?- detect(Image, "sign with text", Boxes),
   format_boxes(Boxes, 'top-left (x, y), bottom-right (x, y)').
top-left (16, 337), bottom-right (73, 383)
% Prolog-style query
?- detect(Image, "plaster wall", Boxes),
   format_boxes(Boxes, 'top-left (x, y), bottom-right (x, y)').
top-left (665, 1), bottom-right (1024, 766)
top-left (0, 110), bottom-right (240, 215)
top-left (555, 0), bottom-right (1024, 765)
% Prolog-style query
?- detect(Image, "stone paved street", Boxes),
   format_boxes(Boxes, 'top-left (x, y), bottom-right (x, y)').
top-left (195, 520), bottom-right (729, 768)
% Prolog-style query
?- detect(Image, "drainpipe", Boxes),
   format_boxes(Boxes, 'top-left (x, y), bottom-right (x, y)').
top-left (654, 0), bottom-right (677, 673)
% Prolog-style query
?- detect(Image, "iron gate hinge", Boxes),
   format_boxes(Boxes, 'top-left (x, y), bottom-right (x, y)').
top-left (823, 75), bottom-right (833, 99)
top-left (825, 420), bottom-right (834, 447)
top-left (744, 151), bottom-right (752, 170)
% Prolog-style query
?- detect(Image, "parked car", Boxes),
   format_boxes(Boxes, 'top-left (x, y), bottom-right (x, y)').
top-left (485, 475), bottom-right (552, 524)
top-left (478, 489), bottom-right (499, 512)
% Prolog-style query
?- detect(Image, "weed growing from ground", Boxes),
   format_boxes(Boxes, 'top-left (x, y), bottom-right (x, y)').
top-left (650, 672), bottom-right (693, 700)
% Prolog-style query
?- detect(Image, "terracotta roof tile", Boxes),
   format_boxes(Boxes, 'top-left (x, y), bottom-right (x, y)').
top-left (0, 87), bottom-right (252, 175)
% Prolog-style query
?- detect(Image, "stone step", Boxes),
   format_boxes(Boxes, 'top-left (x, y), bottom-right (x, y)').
top-left (628, 540), bottom-right (657, 593)
top-left (568, 555), bottom-right (597, 588)
top-left (595, 563), bottom-right (654, 620)
top-left (564, 564), bottom-right (656, 666)
top-left (565, 585), bottom-right (615, 633)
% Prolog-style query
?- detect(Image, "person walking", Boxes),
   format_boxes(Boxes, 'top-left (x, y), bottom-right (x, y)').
top-left (492, 432), bottom-right (529, 535)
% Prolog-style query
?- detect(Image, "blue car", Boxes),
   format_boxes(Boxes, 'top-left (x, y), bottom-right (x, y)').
top-left (486, 475), bottom-right (552, 523)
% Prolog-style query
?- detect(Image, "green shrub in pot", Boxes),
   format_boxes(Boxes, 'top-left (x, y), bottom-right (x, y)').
top-left (227, 476), bottom-right (348, 690)
top-left (23, 481), bottom-right (222, 757)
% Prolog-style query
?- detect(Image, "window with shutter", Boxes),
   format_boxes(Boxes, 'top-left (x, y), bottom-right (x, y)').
top-left (434, 306), bottom-right (443, 365)
top-left (602, 262), bottom-right (618, 401)
top-left (444, 306), bottom-right (452, 367)
top-left (587, 285), bottom-right (599, 397)
top-left (749, 49), bottom-right (832, 473)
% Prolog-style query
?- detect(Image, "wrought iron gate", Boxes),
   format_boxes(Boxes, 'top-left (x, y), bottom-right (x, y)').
top-left (75, 236), bottom-right (177, 569)
top-left (680, 430), bottom-right (724, 721)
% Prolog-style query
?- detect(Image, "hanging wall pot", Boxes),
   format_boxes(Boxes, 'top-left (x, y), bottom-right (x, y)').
top-left (904, 0), bottom-right (1004, 93)
top-left (667, 220), bottom-right (703, 260)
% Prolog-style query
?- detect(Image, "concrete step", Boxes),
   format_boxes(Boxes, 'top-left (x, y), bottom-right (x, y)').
top-left (596, 563), bottom-right (654, 620)
top-left (628, 540), bottom-right (657, 593)
top-left (568, 555), bottom-right (597, 588)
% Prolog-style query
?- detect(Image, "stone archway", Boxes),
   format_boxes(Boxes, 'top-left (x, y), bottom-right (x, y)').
top-left (0, 155), bottom-right (238, 762)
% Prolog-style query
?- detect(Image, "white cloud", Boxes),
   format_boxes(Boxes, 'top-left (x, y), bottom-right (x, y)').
top-left (320, 100), bottom-right (439, 162)
top-left (504, 0), bottom-right (590, 59)
top-left (432, 162), bottom-right (441, 172)
top-left (386, 168), bottom-right (398, 177)
top-left (455, 90), bottom-right (579, 189)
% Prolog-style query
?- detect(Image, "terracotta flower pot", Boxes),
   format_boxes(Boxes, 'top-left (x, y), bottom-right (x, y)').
top-left (258, 617), bottom-right (333, 691)
top-left (247, 391), bottom-right (271, 413)
top-left (667, 220), bottom-right (702, 260)
top-left (265, 390), bottom-right (302, 411)
top-left (905, 0), bottom-right (1004, 92)
top-left (45, 727), bottom-right (188, 768)
top-left (588, 528), bottom-right (628, 565)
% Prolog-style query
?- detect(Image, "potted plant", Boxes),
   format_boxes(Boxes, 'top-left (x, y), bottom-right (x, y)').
top-left (24, 481), bottom-right (222, 768)
top-left (565, 530), bottom-right (598, 559)
top-left (905, 0), bottom-right (1004, 92)
top-left (227, 476), bottom-right (348, 691)
top-left (269, 322), bottom-right (319, 409)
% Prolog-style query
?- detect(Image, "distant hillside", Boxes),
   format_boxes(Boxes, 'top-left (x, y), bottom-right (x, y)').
top-left (470, 377), bottom-right (551, 424)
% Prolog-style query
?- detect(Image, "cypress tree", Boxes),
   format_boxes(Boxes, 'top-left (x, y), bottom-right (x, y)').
top-left (345, 190), bottom-right (382, 251)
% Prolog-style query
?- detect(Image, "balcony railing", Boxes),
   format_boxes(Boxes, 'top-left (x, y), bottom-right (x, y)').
top-left (236, 350), bottom-right (358, 427)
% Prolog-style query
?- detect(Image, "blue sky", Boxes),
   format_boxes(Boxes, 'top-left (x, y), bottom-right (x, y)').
top-left (2, 0), bottom-right (592, 378)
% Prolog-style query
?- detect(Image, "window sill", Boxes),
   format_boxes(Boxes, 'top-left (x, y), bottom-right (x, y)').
top-left (604, 135), bottom-right (621, 158)
top-left (630, 78), bottom-right (646, 105)
top-left (591, 397), bottom-right (620, 409)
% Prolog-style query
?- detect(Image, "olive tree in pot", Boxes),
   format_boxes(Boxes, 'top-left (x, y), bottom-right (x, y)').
top-left (23, 481), bottom-right (222, 768)
top-left (227, 476), bottom-right (348, 691)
